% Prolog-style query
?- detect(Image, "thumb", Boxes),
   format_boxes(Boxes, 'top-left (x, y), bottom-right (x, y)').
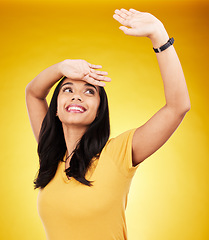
top-left (119, 26), bottom-right (132, 35)
top-left (119, 26), bottom-right (139, 36)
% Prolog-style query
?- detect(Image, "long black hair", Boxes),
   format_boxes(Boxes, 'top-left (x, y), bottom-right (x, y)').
top-left (34, 77), bottom-right (110, 189)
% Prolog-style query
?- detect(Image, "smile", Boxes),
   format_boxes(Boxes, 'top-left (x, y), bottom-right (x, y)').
top-left (66, 105), bottom-right (86, 113)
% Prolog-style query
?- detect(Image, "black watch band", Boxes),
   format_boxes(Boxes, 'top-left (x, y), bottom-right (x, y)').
top-left (153, 37), bottom-right (174, 53)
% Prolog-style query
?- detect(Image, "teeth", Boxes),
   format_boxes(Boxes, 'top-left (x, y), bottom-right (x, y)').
top-left (68, 106), bottom-right (85, 112)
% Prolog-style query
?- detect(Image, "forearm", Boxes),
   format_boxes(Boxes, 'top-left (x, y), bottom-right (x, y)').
top-left (26, 62), bottom-right (63, 99)
top-left (113, 9), bottom-right (190, 114)
top-left (150, 25), bottom-right (191, 114)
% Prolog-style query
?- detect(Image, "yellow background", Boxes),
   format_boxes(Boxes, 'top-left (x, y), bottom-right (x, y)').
top-left (0, 0), bottom-right (208, 239)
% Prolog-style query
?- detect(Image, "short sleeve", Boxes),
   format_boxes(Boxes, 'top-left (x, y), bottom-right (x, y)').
top-left (105, 128), bottom-right (139, 178)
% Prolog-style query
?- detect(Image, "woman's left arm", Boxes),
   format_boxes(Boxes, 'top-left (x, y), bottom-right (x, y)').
top-left (113, 8), bottom-right (191, 166)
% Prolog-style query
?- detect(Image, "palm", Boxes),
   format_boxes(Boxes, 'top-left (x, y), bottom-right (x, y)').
top-left (60, 59), bottom-right (111, 87)
top-left (113, 8), bottom-right (161, 38)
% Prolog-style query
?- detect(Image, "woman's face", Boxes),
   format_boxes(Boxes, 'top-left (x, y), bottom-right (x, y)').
top-left (57, 78), bottom-right (100, 128)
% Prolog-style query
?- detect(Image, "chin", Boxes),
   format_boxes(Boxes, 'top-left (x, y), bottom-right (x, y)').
top-left (61, 119), bottom-right (96, 128)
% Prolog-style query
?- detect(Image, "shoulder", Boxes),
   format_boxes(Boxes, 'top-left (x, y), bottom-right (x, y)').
top-left (107, 128), bottom-right (137, 147)
top-left (101, 128), bottom-right (139, 177)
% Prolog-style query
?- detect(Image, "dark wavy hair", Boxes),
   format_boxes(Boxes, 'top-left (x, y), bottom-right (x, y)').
top-left (34, 77), bottom-right (110, 189)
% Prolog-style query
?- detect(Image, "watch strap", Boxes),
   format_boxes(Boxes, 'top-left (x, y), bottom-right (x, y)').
top-left (153, 37), bottom-right (174, 53)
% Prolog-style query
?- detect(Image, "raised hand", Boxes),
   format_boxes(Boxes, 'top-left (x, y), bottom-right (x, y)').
top-left (113, 8), bottom-right (168, 42)
top-left (59, 59), bottom-right (111, 87)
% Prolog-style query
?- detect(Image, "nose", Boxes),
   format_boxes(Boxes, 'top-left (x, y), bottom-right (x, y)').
top-left (71, 94), bottom-right (83, 102)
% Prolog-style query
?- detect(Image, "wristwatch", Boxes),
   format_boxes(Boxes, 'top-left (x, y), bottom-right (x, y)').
top-left (153, 37), bottom-right (174, 53)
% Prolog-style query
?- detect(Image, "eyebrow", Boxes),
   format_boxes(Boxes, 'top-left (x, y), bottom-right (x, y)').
top-left (85, 83), bottom-right (97, 91)
top-left (61, 82), bottom-right (73, 88)
top-left (61, 82), bottom-right (97, 91)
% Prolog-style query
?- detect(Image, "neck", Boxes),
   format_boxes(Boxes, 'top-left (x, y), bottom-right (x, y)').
top-left (62, 124), bottom-right (87, 157)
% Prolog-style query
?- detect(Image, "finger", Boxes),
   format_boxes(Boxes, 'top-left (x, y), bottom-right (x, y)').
top-left (119, 26), bottom-right (137, 36)
top-left (90, 69), bottom-right (109, 76)
top-left (113, 14), bottom-right (128, 26)
top-left (129, 8), bottom-right (141, 14)
top-left (85, 76), bottom-right (106, 87)
top-left (89, 72), bottom-right (111, 82)
top-left (114, 9), bottom-right (128, 19)
top-left (88, 63), bottom-right (102, 69)
top-left (120, 8), bottom-right (132, 16)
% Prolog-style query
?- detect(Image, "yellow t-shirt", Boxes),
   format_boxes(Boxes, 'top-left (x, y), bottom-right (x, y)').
top-left (37, 128), bottom-right (139, 240)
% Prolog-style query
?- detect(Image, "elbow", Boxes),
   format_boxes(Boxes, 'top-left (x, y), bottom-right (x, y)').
top-left (167, 101), bottom-right (191, 117)
top-left (25, 84), bottom-right (30, 98)
top-left (183, 98), bottom-right (191, 114)
top-left (25, 83), bottom-right (44, 100)
top-left (180, 93), bottom-right (191, 115)
top-left (25, 82), bottom-right (32, 96)
top-left (178, 102), bottom-right (191, 117)
top-left (185, 104), bottom-right (191, 113)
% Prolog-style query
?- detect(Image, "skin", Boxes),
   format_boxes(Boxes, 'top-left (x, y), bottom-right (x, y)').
top-left (26, 8), bottom-right (190, 169)
top-left (114, 8), bottom-right (190, 165)
top-left (26, 59), bottom-right (110, 169)
top-left (57, 79), bottom-right (100, 129)
top-left (57, 79), bottom-right (101, 168)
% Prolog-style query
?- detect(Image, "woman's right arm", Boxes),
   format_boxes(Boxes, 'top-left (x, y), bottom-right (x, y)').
top-left (25, 59), bottom-right (111, 142)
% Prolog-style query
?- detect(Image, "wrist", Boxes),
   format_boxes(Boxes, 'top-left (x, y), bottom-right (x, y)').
top-left (58, 60), bottom-right (69, 76)
top-left (149, 23), bottom-right (169, 48)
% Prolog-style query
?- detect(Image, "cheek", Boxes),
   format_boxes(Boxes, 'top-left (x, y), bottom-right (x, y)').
top-left (56, 96), bottom-right (66, 117)
top-left (92, 97), bottom-right (100, 116)
top-left (57, 99), bottom-right (61, 113)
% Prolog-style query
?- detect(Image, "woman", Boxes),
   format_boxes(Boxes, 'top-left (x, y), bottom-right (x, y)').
top-left (26, 8), bottom-right (190, 240)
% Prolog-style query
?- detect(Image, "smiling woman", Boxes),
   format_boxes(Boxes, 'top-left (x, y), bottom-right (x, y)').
top-left (25, 60), bottom-right (111, 189)
top-left (57, 79), bottom-right (101, 129)
top-left (25, 8), bottom-right (190, 240)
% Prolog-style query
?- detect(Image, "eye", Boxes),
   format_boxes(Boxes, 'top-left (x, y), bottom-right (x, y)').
top-left (85, 88), bottom-right (95, 95)
top-left (63, 87), bottom-right (73, 93)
